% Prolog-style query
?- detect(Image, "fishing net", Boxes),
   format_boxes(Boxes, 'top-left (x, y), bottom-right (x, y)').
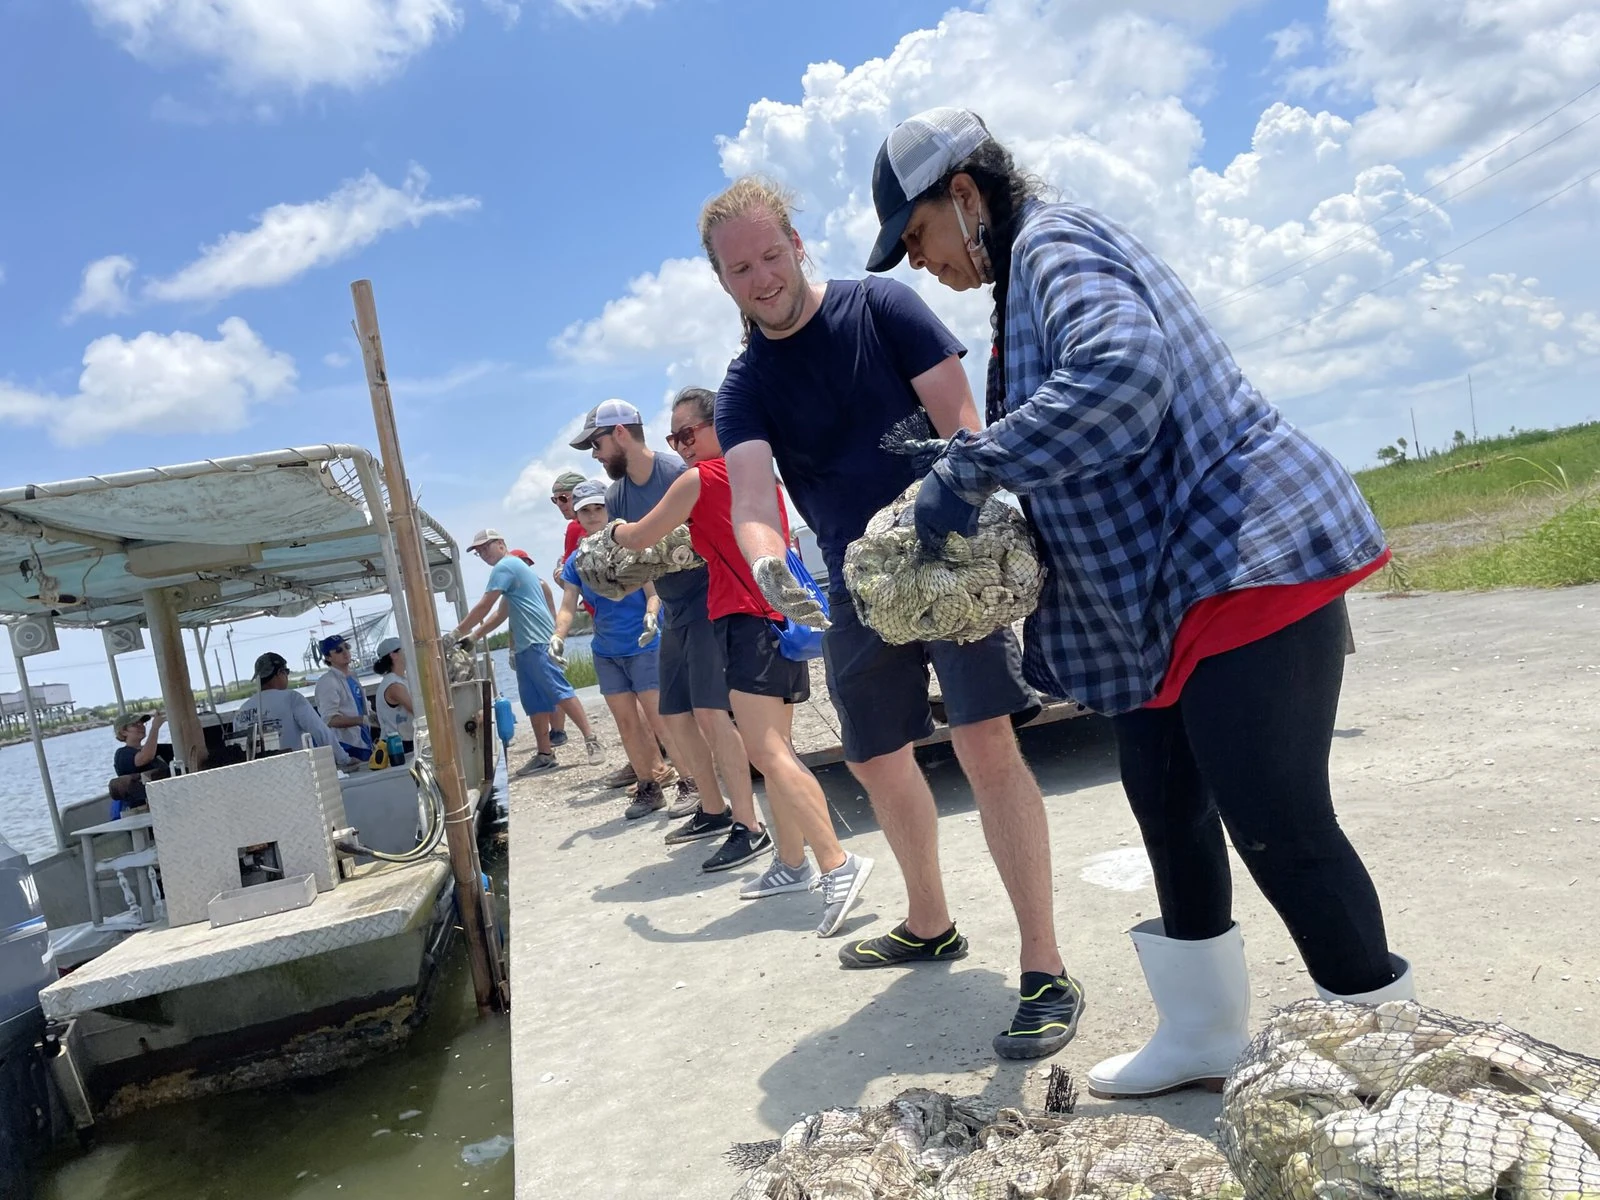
top-left (842, 483), bottom-right (1044, 647)
top-left (1219, 999), bottom-right (1600, 1199)
top-left (727, 1087), bottom-right (1242, 1199)
top-left (571, 521), bottom-right (703, 601)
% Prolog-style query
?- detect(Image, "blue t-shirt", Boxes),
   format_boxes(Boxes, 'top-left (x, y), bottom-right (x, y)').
top-left (604, 452), bottom-right (710, 628)
top-left (715, 277), bottom-right (966, 585)
top-left (560, 556), bottom-right (657, 659)
top-left (486, 555), bottom-right (556, 652)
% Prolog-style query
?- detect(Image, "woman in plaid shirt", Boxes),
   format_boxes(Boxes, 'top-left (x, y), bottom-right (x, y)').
top-left (864, 108), bottom-right (1415, 1099)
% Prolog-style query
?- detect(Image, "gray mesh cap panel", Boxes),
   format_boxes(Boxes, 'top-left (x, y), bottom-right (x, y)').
top-left (886, 107), bottom-right (990, 198)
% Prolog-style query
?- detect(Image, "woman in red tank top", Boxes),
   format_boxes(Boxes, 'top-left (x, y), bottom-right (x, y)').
top-left (613, 388), bottom-right (857, 903)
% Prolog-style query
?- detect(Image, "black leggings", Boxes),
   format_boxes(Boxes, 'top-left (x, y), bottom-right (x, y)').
top-left (1110, 597), bottom-right (1393, 996)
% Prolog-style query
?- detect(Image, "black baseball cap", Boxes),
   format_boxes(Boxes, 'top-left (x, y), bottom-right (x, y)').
top-left (866, 107), bottom-right (993, 273)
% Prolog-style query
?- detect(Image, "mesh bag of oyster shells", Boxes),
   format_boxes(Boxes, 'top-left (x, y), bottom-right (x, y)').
top-left (840, 414), bottom-right (1045, 647)
top-left (1220, 999), bottom-right (1600, 1200)
top-left (727, 1087), bottom-right (1242, 1199)
top-left (571, 520), bottom-right (703, 602)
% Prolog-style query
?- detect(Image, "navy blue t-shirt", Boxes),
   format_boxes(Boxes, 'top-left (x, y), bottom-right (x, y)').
top-left (715, 277), bottom-right (967, 585)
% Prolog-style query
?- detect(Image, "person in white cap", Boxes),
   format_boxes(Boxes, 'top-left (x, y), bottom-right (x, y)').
top-left (698, 176), bottom-right (1082, 1061)
top-left (863, 107), bottom-right (1410, 1096)
top-left (451, 530), bottom-right (603, 773)
top-left (371, 637), bottom-right (414, 755)
top-left (570, 400), bottom-right (748, 827)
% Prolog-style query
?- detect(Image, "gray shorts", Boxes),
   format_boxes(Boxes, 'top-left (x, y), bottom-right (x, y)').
top-left (822, 597), bottom-right (1039, 764)
top-left (658, 615), bottom-right (732, 717)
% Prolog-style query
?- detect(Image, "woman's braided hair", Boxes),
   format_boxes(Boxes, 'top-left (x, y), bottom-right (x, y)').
top-left (914, 125), bottom-right (1043, 422)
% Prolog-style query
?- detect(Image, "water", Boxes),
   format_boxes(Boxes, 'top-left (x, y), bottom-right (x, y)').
top-left (5, 724), bottom-right (516, 1199)
top-left (0, 726), bottom-right (114, 861)
top-left (36, 920), bottom-right (515, 1199)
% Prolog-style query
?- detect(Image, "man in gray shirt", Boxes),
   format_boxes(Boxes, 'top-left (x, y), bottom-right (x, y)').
top-left (572, 400), bottom-right (759, 852)
top-left (235, 652), bottom-right (349, 768)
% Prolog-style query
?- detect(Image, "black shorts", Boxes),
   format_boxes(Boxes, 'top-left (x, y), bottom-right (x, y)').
top-left (714, 613), bottom-right (811, 704)
top-left (822, 596), bottom-right (1040, 764)
top-left (658, 615), bottom-right (732, 717)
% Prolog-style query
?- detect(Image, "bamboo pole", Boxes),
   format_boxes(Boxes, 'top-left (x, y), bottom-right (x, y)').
top-left (350, 280), bottom-right (506, 1015)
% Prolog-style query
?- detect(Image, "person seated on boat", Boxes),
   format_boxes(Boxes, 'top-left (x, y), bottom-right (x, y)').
top-left (372, 637), bottom-right (415, 757)
top-left (313, 635), bottom-right (376, 765)
top-left (236, 652), bottom-right (351, 766)
top-left (451, 528), bottom-right (604, 775)
top-left (109, 711), bottom-right (172, 817)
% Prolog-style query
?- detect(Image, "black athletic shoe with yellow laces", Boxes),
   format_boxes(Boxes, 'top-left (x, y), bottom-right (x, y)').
top-left (993, 971), bottom-right (1087, 1060)
top-left (837, 921), bottom-right (969, 969)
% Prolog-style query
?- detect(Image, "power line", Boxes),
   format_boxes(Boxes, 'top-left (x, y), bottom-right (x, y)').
top-left (1231, 163), bottom-right (1600, 355)
top-left (1204, 77), bottom-right (1600, 314)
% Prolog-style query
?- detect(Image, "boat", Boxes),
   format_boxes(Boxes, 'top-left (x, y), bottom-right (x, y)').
top-left (0, 441), bottom-right (507, 1163)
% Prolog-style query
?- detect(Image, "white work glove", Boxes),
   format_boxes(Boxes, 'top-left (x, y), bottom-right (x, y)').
top-left (752, 556), bottom-right (829, 630)
top-left (548, 634), bottom-right (566, 665)
top-left (637, 610), bottom-right (659, 648)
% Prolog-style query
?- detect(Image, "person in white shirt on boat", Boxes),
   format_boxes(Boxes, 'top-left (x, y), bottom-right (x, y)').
top-left (236, 653), bottom-right (350, 767)
top-left (313, 634), bottom-right (376, 764)
top-left (372, 636), bottom-right (414, 756)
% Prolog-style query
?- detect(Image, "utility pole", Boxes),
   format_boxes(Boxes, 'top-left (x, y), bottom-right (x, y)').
top-left (1410, 408), bottom-right (1422, 460)
top-left (225, 625), bottom-right (240, 689)
top-left (1468, 374), bottom-right (1478, 442)
top-left (351, 279), bottom-right (507, 1015)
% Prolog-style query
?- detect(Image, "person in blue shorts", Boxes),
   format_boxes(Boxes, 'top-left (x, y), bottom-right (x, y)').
top-left (452, 529), bottom-right (604, 775)
top-left (554, 481), bottom-right (712, 827)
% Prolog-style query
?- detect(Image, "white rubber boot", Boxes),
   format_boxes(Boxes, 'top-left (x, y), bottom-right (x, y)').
top-left (1086, 920), bottom-right (1250, 1099)
top-left (1314, 953), bottom-right (1415, 1004)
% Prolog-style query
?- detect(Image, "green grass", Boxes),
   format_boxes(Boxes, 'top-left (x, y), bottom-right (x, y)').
top-left (1402, 499), bottom-right (1600, 591)
top-left (1353, 421), bottom-right (1600, 592)
top-left (1354, 422), bottom-right (1600, 530)
top-left (562, 653), bottom-right (598, 690)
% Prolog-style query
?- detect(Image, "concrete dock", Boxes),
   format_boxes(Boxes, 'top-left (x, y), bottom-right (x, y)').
top-left (506, 586), bottom-right (1600, 1199)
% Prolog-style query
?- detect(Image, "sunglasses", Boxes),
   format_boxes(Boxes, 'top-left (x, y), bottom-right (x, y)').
top-left (550, 493), bottom-right (571, 505)
top-left (665, 420), bottom-right (712, 451)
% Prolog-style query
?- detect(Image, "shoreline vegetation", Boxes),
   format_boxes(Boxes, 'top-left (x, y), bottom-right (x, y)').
top-left (1354, 420), bottom-right (1600, 592)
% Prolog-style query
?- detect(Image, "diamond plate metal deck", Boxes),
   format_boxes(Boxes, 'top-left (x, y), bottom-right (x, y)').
top-left (39, 857), bottom-right (448, 1020)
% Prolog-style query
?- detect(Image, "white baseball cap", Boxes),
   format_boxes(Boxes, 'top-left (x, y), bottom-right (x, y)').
top-left (467, 528), bottom-right (505, 551)
top-left (569, 399), bottom-right (645, 450)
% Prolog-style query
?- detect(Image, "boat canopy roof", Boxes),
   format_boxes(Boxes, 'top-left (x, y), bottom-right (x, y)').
top-left (0, 445), bottom-right (458, 630)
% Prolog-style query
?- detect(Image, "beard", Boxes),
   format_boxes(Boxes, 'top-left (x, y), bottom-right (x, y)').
top-left (598, 450), bottom-right (627, 480)
top-left (742, 282), bottom-right (809, 338)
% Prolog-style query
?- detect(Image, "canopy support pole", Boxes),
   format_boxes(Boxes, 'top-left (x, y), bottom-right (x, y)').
top-left (105, 641), bottom-right (127, 716)
top-left (143, 588), bottom-right (205, 775)
top-left (12, 650), bottom-right (65, 851)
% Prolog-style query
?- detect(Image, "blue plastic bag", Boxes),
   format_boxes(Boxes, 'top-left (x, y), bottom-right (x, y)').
top-left (772, 548), bottom-right (828, 662)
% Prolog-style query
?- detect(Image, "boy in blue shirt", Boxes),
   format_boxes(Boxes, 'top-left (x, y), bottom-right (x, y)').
top-left (452, 529), bottom-right (603, 774)
top-left (551, 481), bottom-right (689, 824)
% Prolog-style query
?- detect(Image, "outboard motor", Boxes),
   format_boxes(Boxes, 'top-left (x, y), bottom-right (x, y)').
top-left (0, 834), bottom-right (58, 1193)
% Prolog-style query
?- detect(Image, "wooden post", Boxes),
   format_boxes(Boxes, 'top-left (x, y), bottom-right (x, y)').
top-left (350, 280), bottom-right (506, 1014)
top-left (142, 587), bottom-right (206, 774)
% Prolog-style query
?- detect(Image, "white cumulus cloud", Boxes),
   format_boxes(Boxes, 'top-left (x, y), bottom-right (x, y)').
top-left (143, 166), bottom-right (478, 305)
top-left (551, 0), bottom-right (652, 16)
top-left (514, 0), bottom-right (1600, 497)
top-left (0, 318), bottom-right (296, 446)
top-left (66, 255), bottom-right (136, 322)
top-left (81, 0), bottom-right (463, 93)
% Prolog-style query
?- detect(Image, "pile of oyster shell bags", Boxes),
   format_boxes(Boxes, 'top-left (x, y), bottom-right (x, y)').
top-left (842, 479), bottom-right (1045, 646)
top-left (1220, 999), bottom-right (1600, 1199)
top-left (727, 1088), bottom-right (1241, 1200)
top-left (571, 520), bottom-right (703, 602)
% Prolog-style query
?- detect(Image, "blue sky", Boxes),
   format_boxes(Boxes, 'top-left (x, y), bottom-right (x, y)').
top-left (1, 0), bottom-right (1597, 710)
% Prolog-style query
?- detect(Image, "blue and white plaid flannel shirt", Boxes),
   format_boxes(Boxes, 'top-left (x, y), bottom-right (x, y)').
top-left (934, 200), bottom-right (1386, 714)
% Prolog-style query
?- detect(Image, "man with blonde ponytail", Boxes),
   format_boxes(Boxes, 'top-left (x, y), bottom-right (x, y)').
top-left (701, 175), bottom-right (1086, 1061)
